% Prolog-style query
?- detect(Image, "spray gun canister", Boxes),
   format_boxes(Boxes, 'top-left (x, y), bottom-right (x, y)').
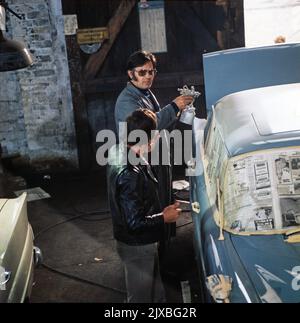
top-left (177, 85), bottom-right (201, 125)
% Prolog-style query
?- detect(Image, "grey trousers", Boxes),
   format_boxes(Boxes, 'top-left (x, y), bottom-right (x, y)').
top-left (116, 241), bottom-right (166, 303)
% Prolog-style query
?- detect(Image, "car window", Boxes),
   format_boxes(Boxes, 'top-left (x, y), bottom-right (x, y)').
top-left (224, 147), bottom-right (300, 233)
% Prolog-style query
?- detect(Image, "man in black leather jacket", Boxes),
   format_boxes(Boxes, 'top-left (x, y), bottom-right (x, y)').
top-left (114, 50), bottom-right (193, 256)
top-left (107, 109), bottom-right (181, 303)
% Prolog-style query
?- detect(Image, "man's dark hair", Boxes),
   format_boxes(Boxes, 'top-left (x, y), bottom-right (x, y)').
top-left (126, 50), bottom-right (157, 71)
top-left (126, 108), bottom-right (157, 146)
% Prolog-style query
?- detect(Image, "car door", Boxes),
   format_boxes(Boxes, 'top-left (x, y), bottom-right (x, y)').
top-left (0, 194), bottom-right (34, 303)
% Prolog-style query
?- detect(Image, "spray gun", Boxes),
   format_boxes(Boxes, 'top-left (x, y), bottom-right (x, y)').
top-left (177, 85), bottom-right (201, 125)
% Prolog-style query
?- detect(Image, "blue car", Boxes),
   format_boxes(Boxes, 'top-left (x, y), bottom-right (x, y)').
top-left (190, 44), bottom-right (300, 303)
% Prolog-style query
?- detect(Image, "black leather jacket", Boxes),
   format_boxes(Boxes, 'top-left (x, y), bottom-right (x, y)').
top-left (107, 145), bottom-right (164, 245)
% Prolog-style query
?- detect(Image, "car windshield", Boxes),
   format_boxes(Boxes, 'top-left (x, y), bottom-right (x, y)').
top-left (224, 147), bottom-right (300, 233)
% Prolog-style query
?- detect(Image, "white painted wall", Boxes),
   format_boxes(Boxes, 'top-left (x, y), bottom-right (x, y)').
top-left (244, 0), bottom-right (300, 47)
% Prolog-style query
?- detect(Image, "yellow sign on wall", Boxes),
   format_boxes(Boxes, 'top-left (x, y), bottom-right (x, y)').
top-left (76, 27), bottom-right (109, 44)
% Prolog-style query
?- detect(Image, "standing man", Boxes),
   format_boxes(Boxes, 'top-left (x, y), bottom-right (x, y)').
top-left (108, 109), bottom-right (181, 303)
top-left (114, 50), bottom-right (193, 246)
top-left (115, 50), bottom-right (193, 132)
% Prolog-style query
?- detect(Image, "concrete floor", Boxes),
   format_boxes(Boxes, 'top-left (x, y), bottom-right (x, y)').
top-left (20, 168), bottom-right (202, 303)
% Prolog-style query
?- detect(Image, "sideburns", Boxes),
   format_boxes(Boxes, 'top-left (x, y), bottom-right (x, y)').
top-left (131, 70), bottom-right (138, 81)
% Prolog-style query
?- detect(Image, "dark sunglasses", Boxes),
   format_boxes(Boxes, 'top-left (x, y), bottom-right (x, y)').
top-left (134, 68), bottom-right (157, 77)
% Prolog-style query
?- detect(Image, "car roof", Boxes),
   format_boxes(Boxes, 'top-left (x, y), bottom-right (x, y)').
top-left (214, 83), bottom-right (300, 157)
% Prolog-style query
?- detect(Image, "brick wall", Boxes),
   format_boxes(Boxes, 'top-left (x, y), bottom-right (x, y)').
top-left (0, 0), bottom-right (78, 170)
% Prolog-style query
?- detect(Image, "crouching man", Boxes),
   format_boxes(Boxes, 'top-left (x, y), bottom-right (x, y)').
top-left (107, 108), bottom-right (181, 303)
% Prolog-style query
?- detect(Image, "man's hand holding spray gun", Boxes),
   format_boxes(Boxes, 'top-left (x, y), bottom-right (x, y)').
top-left (177, 85), bottom-right (201, 125)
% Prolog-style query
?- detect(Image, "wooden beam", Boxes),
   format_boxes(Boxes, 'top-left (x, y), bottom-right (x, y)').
top-left (65, 35), bottom-right (93, 171)
top-left (83, 0), bottom-right (136, 80)
top-left (82, 71), bottom-right (204, 94)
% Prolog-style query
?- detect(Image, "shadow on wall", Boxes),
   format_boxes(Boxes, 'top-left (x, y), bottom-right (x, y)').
top-left (87, 93), bottom-right (118, 170)
top-left (2, 114), bottom-right (78, 175)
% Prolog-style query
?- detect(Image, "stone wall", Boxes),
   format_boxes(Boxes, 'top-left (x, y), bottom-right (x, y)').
top-left (0, 0), bottom-right (78, 171)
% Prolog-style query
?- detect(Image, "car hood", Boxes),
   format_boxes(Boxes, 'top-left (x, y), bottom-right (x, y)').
top-left (0, 199), bottom-right (8, 212)
top-left (231, 234), bottom-right (300, 303)
top-left (0, 194), bottom-right (28, 260)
